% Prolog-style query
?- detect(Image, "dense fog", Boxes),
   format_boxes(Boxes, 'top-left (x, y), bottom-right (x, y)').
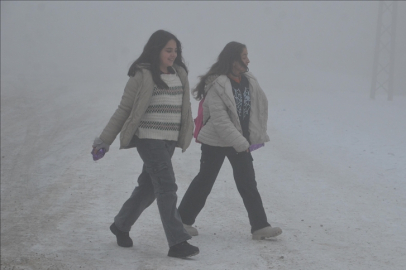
top-left (2, 2), bottom-right (406, 269)
top-left (2, 1), bottom-right (405, 95)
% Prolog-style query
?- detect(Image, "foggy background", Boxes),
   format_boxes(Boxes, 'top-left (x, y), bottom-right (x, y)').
top-left (2, 2), bottom-right (406, 269)
top-left (2, 1), bottom-right (405, 97)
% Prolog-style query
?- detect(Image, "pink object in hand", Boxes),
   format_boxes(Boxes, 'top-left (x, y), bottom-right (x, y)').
top-left (249, 143), bottom-right (264, 152)
top-left (91, 148), bottom-right (106, 161)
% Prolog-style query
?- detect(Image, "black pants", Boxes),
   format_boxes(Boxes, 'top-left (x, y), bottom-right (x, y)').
top-left (178, 144), bottom-right (270, 233)
top-left (114, 139), bottom-right (190, 247)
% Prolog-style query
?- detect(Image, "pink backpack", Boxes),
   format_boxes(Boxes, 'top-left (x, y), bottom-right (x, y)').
top-left (193, 98), bottom-right (205, 143)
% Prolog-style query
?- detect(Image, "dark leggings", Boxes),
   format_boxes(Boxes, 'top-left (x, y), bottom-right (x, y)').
top-left (178, 144), bottom-right (270, 233)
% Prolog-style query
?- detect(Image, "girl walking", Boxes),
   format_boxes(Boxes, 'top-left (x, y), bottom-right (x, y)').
top-left (178, 41), bottom-right (282, 240)
top-left (92, 30), bottom-right (199, 258)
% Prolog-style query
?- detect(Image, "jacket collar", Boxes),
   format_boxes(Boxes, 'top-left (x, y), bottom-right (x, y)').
top-left (172, 64), bottom-right (188, 90)
top-left (135, 63), bottom-right (185, 79)
top-left (212, 72), bottom-right (258, 120)
top-left (211, 75), bottom-right (239, 119)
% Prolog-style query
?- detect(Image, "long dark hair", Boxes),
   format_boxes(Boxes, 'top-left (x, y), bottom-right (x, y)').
top-left (193, 41), bottom-right (247, 100)
top-left (127, 30), bottom-right (188, 89)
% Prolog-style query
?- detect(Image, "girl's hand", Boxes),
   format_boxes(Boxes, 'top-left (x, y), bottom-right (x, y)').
top-left (92, 137), bottom-right (110, 152)
top-left (236, 148), bottom-right (250, 154)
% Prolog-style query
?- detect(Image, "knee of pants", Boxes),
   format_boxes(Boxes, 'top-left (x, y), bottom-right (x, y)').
top-left (131, 184), bottom-right (156, 205)
top-left (146, 162), bottom-right (178, 194)
top-left (198, 159), bottom-right (222, 180)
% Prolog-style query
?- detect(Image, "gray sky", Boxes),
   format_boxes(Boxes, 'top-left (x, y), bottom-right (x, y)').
top-left (1, 1), bottom-right (405, 93)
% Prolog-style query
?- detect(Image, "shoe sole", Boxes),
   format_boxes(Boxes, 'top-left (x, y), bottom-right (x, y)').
top-left (252, 228), bottom-right (282, 240)
top-left (168, 250), bottom-right (200, 259)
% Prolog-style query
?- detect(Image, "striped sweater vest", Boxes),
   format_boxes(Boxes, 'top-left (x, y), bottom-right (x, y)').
top-left (135, 73), bottom-right (183, 141)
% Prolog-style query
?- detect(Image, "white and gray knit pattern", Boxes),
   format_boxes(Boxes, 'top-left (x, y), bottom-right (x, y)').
top-left (136, 73), bottom-right (183, 141)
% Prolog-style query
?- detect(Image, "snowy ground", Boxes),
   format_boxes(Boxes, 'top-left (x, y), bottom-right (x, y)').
top-left (1, 72), bottom-right (405, 270)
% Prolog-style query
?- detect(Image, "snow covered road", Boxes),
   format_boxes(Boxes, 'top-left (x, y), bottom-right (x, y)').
top-left (1, 76), bottom-right (405, 270)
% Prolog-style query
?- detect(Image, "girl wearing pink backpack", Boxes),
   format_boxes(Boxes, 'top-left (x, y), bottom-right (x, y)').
top-left (180, 42), bottom-right (282, 240)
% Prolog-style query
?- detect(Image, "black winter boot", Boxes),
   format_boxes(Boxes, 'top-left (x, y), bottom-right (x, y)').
top-left (110, 223), bottom-right (133, 247)
top-left (167, 241), bottom-right (199, 258)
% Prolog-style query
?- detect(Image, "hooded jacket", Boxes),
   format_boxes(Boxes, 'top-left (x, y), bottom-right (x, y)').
top-left (99, 64), bottom-right (194, 152)
top-left (197, 72), bottom-right (269, 152)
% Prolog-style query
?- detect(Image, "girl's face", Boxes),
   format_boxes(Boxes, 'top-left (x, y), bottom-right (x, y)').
top-left (159, 39), bottom-right (177, 72)
top-left (241, 48), bottom-right (250, 67)
top-left (233, 48), bottom-right (250, 75)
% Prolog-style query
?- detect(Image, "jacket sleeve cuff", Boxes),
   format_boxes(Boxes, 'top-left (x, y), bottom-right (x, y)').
top-left (234, 141), bottom-right (250, 153)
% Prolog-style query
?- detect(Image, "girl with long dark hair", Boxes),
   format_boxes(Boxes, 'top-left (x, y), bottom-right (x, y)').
top-left (178, 41), bottom-right (282, 240)
top-left (92, 30), bottom-right (199, 258)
